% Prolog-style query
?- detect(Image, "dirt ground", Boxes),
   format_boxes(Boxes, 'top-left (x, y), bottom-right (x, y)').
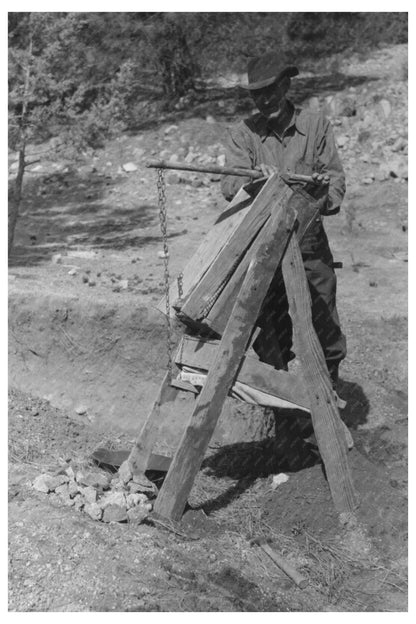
top-left (8, 44), bottom-right (408, 612)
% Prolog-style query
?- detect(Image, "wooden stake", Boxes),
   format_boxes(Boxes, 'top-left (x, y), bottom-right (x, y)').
top-left (281, 235), bottom-right (358, 514)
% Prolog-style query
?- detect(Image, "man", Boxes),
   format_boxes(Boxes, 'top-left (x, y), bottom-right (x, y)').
top-left (221, 52), bottom-right (346, 390)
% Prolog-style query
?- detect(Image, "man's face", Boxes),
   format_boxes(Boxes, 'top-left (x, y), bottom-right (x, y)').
top-left (251, 77), bottom-right (290, 118)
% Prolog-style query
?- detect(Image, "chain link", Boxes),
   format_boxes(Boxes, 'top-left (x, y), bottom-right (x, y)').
top-left (157, 168), bottom-right (174, 381)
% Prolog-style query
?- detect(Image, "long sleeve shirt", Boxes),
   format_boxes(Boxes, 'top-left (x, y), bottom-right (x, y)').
top-left (221, 101), bottom-right (346, 213)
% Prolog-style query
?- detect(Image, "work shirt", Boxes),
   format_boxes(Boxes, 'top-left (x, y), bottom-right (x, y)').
top-left (221, 100), bottom-right (346, 213)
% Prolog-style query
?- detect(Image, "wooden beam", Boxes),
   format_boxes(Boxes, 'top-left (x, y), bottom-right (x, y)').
top-left (175, 335), bottom-right (309, 410)
top-left (281, 235), bottom-right (358, 514)
top-left (127, 368), bottom-right (196, 476)
top-left (153, 190), bottom-right (297, 521)
top-left (204, 185), bottom-right (321, 335)
top-left (180, 174), bottom-right (291, 322)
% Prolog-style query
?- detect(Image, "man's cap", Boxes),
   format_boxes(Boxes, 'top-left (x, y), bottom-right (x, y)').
top-left (241, 52), bottom-right (299, 90)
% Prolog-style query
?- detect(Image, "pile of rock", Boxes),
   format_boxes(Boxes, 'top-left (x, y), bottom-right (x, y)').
top-left (32, 460), bottom-right (154, 524)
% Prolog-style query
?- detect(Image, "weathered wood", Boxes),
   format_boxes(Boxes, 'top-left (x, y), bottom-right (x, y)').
top-left (175, 335), bottom-right (309, 410)
top-left (127, 368), bottom-right (196, 475)
top-left (281, 235), bottom-right (358, 514)
top-left (204, 185), bottom-right (321, 335)
top-left (153, 193), bottom-right (297, 521)
top-left (156, 186), bottom-right (253, 318)
top-left (180, 174), bottom-right (292, 321)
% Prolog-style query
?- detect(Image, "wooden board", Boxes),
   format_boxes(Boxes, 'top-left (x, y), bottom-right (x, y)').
top-left (282, 235), bottom-right (358, 514)
top-left (153, 192), bottom-right (297, 521)
top-left (156, 186), bottom-right (254, 317)
top-left (204, 184), bottom-right (320, 335)
top-left (175, 335), bottom-right (309, 410)
top-left (127, 367), bottom-right (197, 476)
top-left (180, 173), bottom-right (291, 322)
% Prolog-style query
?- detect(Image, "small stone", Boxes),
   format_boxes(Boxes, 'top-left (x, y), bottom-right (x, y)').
top-left (102, 504), bottom-right (128, 523)
top-left (68, 268), bottom-right (78, 276)
top-left (82, 275), bottom-right (89, 284)
top-left (33, 474), bottom-right (68, 493)
top-left (362, 177), bottom-right (374, 185)
top-left (336, 135), bottom-right (349, 148)
top-left (378, 99), bottom-right (392, 118)
top-left (369, 281), bottom-right (378, 287)
top-left (84, 502), bottom-right (103, 521)
top-left (216, 154), bottom-right (226, 167)
top-left (33, 474), bottom-right (53, 493)
top-left (75, 406), bottom-right (87, 416)
top-left (88, 279), bottom-right (96, 287)
top-left (164, 124), bottom-right (178, 135)
top-left (55, 484), bottom-right (74, 506)
top-left (98, 491), bottom-right (127, 510)
top-left (392, 137), bottom-right (407, 153)
top-left (119, 279), bottom-right (129, 290)
top-left (205, 115), bottom-right (215, 124)
top-left (118, 460), bottom-right (132, 485)
top-left (65, 466), bottom-right (75, 480)
top-left (158, 250), bottom-right (169, 259)
top-left (271, 473), bottom-right (290, 489)
top-left (82, 486), bottom-right (98, 504)
top-left (73, 494), bottom-right (84, 511)
top-left (77, 470), bottom-right (111, 490)
top-left (184, 151), bottom-right (196, 164)
top-left (51, 254), bottom-right (63, 264)
top-left (126, 493), bottom-right (148, 509)
top-left (127, 504), bottom-right (149, 524)
top-left (122, 162), bottom-right (138, 172)
top-left (68, 480), bottom-right (79, 498)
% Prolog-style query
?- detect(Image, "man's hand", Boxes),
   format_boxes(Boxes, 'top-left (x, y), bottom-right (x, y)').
top-left (255, 163), bottom-right (279, 177)
top-left (311, 172), bottom-right (330, 186)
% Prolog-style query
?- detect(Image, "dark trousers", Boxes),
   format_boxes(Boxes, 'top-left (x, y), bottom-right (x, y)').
top-left (252, 219), bottom-right (347, 380)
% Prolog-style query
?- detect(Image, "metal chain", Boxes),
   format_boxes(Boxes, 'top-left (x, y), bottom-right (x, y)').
top-left (157, 168), bottom-right (174, 381)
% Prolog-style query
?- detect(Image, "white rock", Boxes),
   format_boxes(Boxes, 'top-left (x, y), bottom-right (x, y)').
top-left (336, 135), bottom-right (349, 148)
top-left (118, 460), bottom-right (132, 485)
top-left (122, 162), bottom-right (138, 172)
top-left (75, 406), bottom-right (87, 416)
top-left (99, 491), bottom-right (127, 510)
top-left (271, 473), bottom-right (290, 489)
top-left (164, 125), bottom-right (178, 135)
top-left (127, 504), bottom-right (149, 524)
top-left (119, 279), bottom-right (129, 290)
top-left (379, 99), bottom-right (392, 119)
top-left (158, 250), bottom-right (169, 259)
top-left (68, 268), bottom-right (78, 276)
top-left (84, 502), bottom-right (103, 521)
top-left (206, 115), bottom-right (216, 124)
top-left (82, 486), bottom-right (98, 504)
top-left (216, 154), bottom-right (226, 167)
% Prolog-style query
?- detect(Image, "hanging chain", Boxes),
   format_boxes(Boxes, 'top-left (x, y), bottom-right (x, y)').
top-left (157, 168), bottom-right (174, 381)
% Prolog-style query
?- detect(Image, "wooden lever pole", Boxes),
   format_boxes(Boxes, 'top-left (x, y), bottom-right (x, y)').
top-left (146, 159), bottom-right (317, 185)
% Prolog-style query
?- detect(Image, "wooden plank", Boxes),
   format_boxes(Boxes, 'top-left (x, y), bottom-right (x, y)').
top-left (127, 368), bottom-right (196, 476)
top-left (281, 235), bottom-right (358, 514)
top-left (175, 335), bottom-right (309, 410)
top-left (204, 184), bottom-right (320, 335)
top-left (182, 173), bottom-right (291, 321)
top-left (153, 192), bottom-right (297, 521)
top-left (156, 186), bottom-right (253, 317)
top-left (180, 173), bottom-right (292, 322)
